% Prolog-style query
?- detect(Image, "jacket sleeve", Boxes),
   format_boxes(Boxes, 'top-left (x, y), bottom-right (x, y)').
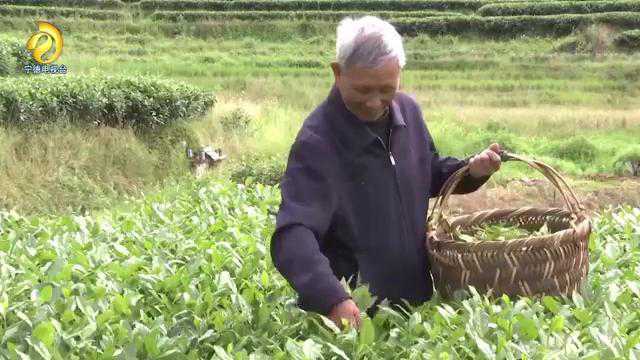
top-left (424, 127), bottom-right (491, 199)
top-left (270, 136), bottom-right (351, 315)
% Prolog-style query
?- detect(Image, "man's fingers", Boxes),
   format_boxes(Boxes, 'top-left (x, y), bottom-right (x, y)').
top-left (328, 300), bottom-right (362, 330)
top-left (490, 143), bottom-right (501, 153)
top-left (488, 150), bottom-right (501, 163)
top-left (352, 308), bottom-right (361, 329)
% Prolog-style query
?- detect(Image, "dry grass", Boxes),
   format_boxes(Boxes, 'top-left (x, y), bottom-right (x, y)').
top-left (423, 105), bottom-right (640, 135)
top-left (434, 177), bottom-right (640, 218)
top-left (0, 126), bottom-right (159, 215)
top-left (190, 94), bottom-right (304, 159)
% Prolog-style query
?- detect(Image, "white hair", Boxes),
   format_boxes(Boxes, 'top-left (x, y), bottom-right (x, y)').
top-left (335, 16), bottom-right (406, 70)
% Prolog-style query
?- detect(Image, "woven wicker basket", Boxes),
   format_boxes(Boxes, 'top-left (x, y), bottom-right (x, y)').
top-left (426, 151), bottom-right (591, 298)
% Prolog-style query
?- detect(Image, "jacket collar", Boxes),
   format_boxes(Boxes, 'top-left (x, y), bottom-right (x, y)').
top-left (326, 84), bottom-right (406, 150)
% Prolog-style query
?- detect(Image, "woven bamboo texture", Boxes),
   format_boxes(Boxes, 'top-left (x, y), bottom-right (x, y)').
top-left (426, 151), bottom-right (591, 298)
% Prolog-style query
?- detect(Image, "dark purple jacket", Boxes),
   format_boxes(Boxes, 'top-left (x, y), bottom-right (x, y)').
top-left (270, 84), bottom-right (490, 315)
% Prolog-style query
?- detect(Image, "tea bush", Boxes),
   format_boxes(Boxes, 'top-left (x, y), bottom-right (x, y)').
top-left (0, 75), bottom-right (215, 132)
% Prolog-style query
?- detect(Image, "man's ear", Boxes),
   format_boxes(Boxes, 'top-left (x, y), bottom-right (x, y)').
top-left (330, 62), bottom-right (341, 82)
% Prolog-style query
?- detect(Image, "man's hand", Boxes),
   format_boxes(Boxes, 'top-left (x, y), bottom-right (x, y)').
top-left (468, 143), bottom-right (502, 179)
top-left (328, 299), bottom-right (361, 330)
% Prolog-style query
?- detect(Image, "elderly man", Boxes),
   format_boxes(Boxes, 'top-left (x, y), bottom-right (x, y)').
top-left (270, 16), bottom-right (501, 329)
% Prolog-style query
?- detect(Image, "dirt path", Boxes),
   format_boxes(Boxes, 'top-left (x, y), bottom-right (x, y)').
top-left (433, 175), bottom-right (640, 217)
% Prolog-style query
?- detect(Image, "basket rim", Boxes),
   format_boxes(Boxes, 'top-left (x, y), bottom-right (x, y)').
top-left (427, 206), bottom-right (591, 252)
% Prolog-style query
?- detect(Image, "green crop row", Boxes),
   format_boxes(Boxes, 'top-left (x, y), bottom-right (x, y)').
top-left (479, 0), bottom-right (640, 17)
top-left (0, 5), bottom-right (124, 20)
top-left (147, 10), bottom-right (640, 39)
top-left (392, 12), bottom-right (640, 37)
top-left (0, 0), bottom-right (124, 9)
top-left (152, 10), bottom-right (464, 22)
top-left (0, 75), bottom-right (215, 132)
top-left (615, 29), bottom-right (640, 50)
top-left (139, 0), bottom-right (485, 12)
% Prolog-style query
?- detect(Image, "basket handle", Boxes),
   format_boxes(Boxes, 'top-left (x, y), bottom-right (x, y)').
top-left (427, 151), bottom-right (585, 231)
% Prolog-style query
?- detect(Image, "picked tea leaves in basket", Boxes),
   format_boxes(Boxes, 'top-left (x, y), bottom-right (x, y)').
top-left (457, 222), bottom-right (551, 243)
top-left (426, 151), bottom-right (591, 298)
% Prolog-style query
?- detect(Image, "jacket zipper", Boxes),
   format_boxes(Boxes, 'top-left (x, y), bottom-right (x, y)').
top-left (377, 128), bottom-right (410, 245)
top-left (377, 129), bottom-right (395, 166)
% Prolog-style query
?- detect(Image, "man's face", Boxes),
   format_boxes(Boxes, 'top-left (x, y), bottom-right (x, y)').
top-left (331, 58), bottom-right (400, 123)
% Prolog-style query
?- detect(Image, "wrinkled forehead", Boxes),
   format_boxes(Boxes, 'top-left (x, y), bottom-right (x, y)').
top-left (341, 59), bottom-right (401, 87)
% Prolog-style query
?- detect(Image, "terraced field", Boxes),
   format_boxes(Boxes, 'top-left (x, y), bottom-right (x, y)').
top-left (1, 0), bottom-right (639, 37)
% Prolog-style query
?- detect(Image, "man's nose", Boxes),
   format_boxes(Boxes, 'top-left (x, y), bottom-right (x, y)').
top-left (366, 96), bottom-right (382, 109)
